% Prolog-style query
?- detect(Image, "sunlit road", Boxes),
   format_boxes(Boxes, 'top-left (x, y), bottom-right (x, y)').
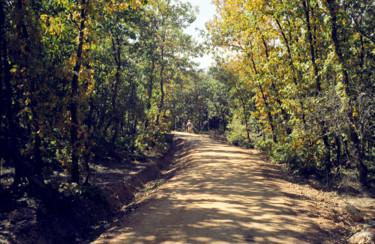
top-left (92, 132), bottom-right (325, 243)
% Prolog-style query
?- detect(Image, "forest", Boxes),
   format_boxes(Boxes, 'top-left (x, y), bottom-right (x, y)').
top-left (208, 0), bottom-right (375, 187)
top-left (0, 0), bottom-right (375, 241)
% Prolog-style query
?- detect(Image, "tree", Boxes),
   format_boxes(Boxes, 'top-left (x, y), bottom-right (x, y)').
top-left (208, 0), bottom-right (375, 186)
top-left (140, 0), bottom-right (197, 126)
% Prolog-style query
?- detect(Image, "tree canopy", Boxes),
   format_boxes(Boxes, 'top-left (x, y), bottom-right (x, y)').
top-left (0, 0), bottom-right (201, 191)
top-left (207, 0), bottom-right (375, 186)
top-left (1, 0), bottom-right (374, 203)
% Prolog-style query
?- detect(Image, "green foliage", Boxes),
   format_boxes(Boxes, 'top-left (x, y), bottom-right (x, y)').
top-left (136, 121), bottom-right (172, 155)
top-left (0, 0), bottom-right (199, 196)
top-left (208, 0), bottom-right (375, 185)
top-left (226, 116), bottom-right (253, 148)
top-left (168, 71), bottom-right (233, 133)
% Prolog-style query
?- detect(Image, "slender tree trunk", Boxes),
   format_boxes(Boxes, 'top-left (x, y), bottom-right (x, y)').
top-left (0, 0), bottom-right (5, 122)
top-left (0, 0), bottom-right (9, 165)
top-left (110, 36), bottom-right (122, 145)
top-left (70, 0), bottom-right (88, 183)
top-left (326, 0), bottom-right (367, 186)
top-left (111, 37), bottom-right (121, 117)
top-left (156, 45), bottom-right (165, 125)
top-left (147, 60), bottom-right (156, 110)
top-left (302, 0), bottom-right (321, 92)
top-left (233, 85), bottom-right (251, 141)
top-left (258, 83), bottom-right (277, 143)
top-left (261, 37), bottom-right (291, 134)
top-left (302, 0), bottom-right (332, 173)
top-left (274, 18), bottom-right (307, 126)
top-left (0, 1), bottom-right (24, 185)
top-left (247, 46), bottom-right (277, 143)
top-left (83, 97), bottom-right (94, 184)
top-left (335, 136), bottom-right (341, 165)
top-left (14, 0), bottom-right (46, 187)
top-left (242, 103), bottom-right (251, 142)
top-left (145, 58), bottom-right (156, 128)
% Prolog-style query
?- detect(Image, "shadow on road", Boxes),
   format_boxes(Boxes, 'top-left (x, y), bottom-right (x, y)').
top-left (92, 132), bottom-right (330, 244)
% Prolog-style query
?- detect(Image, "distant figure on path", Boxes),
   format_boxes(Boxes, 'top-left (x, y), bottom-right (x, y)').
top-left (186, 120), bottom-right (193, 133)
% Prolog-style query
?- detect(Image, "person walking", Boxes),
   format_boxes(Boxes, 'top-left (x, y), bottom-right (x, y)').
top-left (186, 120), bottom-right (193, 133)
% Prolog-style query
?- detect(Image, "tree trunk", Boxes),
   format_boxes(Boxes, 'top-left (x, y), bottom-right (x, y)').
top-left (247, 48), bottom-right (277, 143)
top-left (302, 0), bottom-right (332, 173)
top-left (0, 0), bottom-right (25, 185)
top-left (70, 0), bottom-right (88, 183)
top-left (156, 46), bottom-right (165, 126)
top-left (145, 59), bottom-right (155, 128)
top-left (110, 36), bottom-right (122, 145)
top-left (261, 37), bottom-right (292, 134)
top-left (242, 103), bottom-right (251, 142)
top-left (0, 0), bottom-right (10, 168)
top-left (12, 0), bottom-right (46, 187)
top-left (326, 0), bottom-right (367, 186)
top-left (274, 18), bottom-right (306, 127)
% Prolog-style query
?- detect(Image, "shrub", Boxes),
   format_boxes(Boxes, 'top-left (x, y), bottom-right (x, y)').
top-left (226, 118), bottom-right (253, 148)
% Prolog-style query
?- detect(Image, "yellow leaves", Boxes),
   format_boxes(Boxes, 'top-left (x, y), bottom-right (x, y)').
top-left (352, 106), bottom-right (358, 117)
top-left (126, 0), bottom-right (145, 10)
top-left (103, 0), bottom-right (144, 14)
top-left (82, 69), bottom-right (95, 95)
top-left (335, 81), bottom-right (346, 96)
top-left (25, 97), bottom-right (31, 105)
top-left (40, 15), bottom-right (64, 37)
top-left (73, 11), bottom-right (81, 22)
top-left (10, 66), bottom-right (18, 74)
top-left (40, 14), bottom-right (48, 22)
top-left (82, 43), bottom-right (89, 51)
top-left (117, 2), bottom-right (130, 11)
top-left (87, 82), bottom-right (95, 94)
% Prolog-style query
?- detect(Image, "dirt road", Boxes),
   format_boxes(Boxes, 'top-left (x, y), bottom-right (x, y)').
top-left (91, 132), bottom-right (330, 243)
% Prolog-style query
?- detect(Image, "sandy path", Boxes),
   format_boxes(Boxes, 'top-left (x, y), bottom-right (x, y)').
top-left (92, 132), bottom-right (326, 243)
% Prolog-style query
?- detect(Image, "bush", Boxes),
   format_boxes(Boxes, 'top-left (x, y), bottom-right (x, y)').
top-left (226, 118), bottom-right (253, 148)
top-left (136, 121), bottom-right (172, 155)
top-left (255, 130), bottom-right (325, 178)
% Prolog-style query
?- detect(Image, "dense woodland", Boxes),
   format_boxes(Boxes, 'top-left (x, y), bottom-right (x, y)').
top-left (0, 0), bottom-right (374, 212)
top-left (208, 0), bottom-right (375, 187)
